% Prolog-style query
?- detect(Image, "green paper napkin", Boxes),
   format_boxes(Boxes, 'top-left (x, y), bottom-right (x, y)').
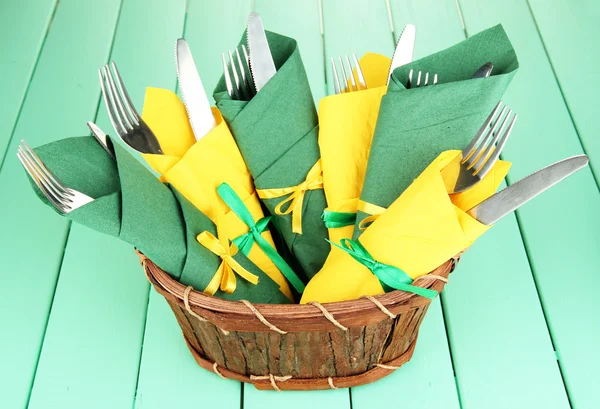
top-left (214, 31), bottom-right (329, 279)
top-left (354, 24), bottom-right (519, 237)
top-left (28, 136), bottom-right (290, 304)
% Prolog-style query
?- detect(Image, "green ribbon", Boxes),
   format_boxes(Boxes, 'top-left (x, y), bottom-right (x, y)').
top-left (328, 238), bottom-right (438, 299)
top-left (322, 210), bottom-right (357, 228)
top-left (217, 183), bottom-right (306, 294)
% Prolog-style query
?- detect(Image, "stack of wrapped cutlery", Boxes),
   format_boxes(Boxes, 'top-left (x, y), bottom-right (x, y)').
top-left (19, 13), bottom-right (588, 304)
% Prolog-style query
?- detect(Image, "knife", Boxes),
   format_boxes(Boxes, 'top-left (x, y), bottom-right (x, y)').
top-left (387, 24), bottom-right (416, 85)
top-left (467, 155), bottom-right (589, 225)
top-left (247, 12), bottom-right (277, 92)
top-left (87, 121), bottom-right (115, 160)
top-left (175, 38), bottom-right (216, 141)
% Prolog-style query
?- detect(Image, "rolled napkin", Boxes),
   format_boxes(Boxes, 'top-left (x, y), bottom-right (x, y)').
top-left (354, 24), bottom-right (519, 236)
top-left (140, 87), bottom-right (302, 300)
top-left (214, 31), bottom-right (329, 280)
top-left (27, 136), bottom-right (290, 304)
top-left (319, 52), bottom-right (390, 243)
top-left (301, 150), bottom-right (511, 304)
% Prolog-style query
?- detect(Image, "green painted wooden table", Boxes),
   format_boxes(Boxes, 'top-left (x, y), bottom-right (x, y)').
top-left (1, 0), bottom-right (598, 408)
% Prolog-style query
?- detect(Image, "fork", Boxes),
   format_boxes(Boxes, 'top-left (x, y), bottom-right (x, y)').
top-left (17, 140), bottom-right (94, 214)
top-left (446, 101), bottom-right (518, 193)
top-left (407, 69), bottom-right (438, 88)
top-left (98, 62), bottom-right (163, 154)
top-left (330, 54), bottom-right (367, 94)
top-left (223, 45), bottom-right (255, 100)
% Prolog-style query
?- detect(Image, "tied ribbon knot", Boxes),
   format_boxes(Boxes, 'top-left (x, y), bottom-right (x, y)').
top-left (328, 238), bottom-right (438, 300)
top-left (322, 210), bottom-right (357, 228)
top-left (257, 160), bottom-right (324, 234)
top-left (217, 183), bottom-right (306, 294)
top-left (197, 231), bottom-right (259, 295)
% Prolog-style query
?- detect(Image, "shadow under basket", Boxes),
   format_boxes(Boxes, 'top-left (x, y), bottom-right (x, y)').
top-left (139, 251), bottom-right (457, 391)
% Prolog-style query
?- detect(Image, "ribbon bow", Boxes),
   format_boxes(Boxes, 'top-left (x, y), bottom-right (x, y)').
top-left (329, 238), bottom-right (438, 299)
top-left (217, 183), bottom-right (305, 294)
top-left (257, 160), bottom-right (324, 234)
top-left (357, 200), bottom-right (387, 230)
top-left (197, 231), bottom-right (259, 295)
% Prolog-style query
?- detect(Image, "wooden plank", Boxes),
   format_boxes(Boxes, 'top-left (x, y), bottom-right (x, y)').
top-left (255, 0), bottom-right (326, 102)
top-left (345, 2), bottom-right (460, 407)
top-left (0, 0), bottom-right (56, 166)
top-left (380, 1), bottom-right (572, 407)
top-left (351, 299), bottom-right (460, 409)
top-left (0, 1), bottom-right (121, 407)
top-left (443, 188), bottom-right (570, 408)
top-left (28, 226), bottom-right (149, 409)
top-left (527, 0), bottom-right (600, 184)
top-left (458, 1), bottom-right (600, 408)
top-left (242, 0), bottom-right (348, 404)
top-left (25, 1), bottom-right (188, 408)
top-left (134, 292), bottom-right (242, 409)
top-left (133, 1), bottom-right (251, 407)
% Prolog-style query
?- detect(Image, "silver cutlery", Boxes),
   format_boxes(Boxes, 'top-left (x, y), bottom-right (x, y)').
top-left (98, 62), bottom-right (163, 155)
top-left (446, 101), bottom-right (517, 193)
top-left (467, 155), bottom-right (589, 225)
top-left (407, 69), bottom-right (438, 88)
top-left (176, 39), bottom-right (217, 140)
top-left (472, 62), bottom-right (494, 79)
top-left (17, 140), bottom-right (94, 213)
top-left (87, 121), bottom-right (115, 160)
top-left (388, 23), bottom-right (416, 85)
top-left (330, 54), bottom-right (366, 95)
top-left (247, 12), bottom-right (276, 92)
top-left (223, 45), bottom-right (254, 100)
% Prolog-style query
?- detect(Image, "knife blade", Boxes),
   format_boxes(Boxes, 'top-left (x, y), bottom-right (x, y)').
top-left (387, 23), bottom-right (416, 85)
top-left (467, 155), bottom-right (589, 225)
top-left (87, 121), bottom-right (115, 160)
top-left (247, 12), bottom-right (276, 92)
top-left (175, 38), bottom-right (216, 141)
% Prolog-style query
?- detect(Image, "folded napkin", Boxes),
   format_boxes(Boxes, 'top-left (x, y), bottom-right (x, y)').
top-left (319, 53), bottom-right (390, 243)
top-left (28, 136), bottom-right (290, 304)
top-left (354, 24), bottom-right (518, 236)
top-left (214, 31), bottom-right (329, 280)
top-left (140, 87), bottom-right (301, 300)
top-left (301, 150), bottom-right (510, 303)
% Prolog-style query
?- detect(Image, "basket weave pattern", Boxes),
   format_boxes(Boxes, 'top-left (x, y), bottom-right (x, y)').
top-left (140, 252), bottom-right (455, 390)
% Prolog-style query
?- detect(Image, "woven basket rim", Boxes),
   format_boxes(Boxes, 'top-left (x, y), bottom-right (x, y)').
top-left (139, 250), bottom-right (455, 332)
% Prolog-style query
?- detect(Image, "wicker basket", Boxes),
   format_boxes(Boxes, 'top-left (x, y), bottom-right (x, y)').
top-left (139, 252), bottom-right (456, 391)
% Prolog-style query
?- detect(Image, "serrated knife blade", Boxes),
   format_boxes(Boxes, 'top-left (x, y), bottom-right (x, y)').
top-left (176, 38), bottom-right (216, 141)
top-left (467, 155), bottom-right (589, 225)
top-left (247, 12), bottom-right (276, 92)
top-left (387, 23), bottom-right (416, 85)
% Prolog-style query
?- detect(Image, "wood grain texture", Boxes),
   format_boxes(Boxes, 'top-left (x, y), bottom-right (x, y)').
top-left (144, 252), bottom-right (450, 388)
top-left (27, 0), bottom-right (188, 408)
top-left (0, 1), bottom-right (121, 407)
top-left (527, 0), bottom-right (600, 185)
top-left (0, 0), bottom-right (56, 166)
top-left (459, 1), bottom-right (600, 408)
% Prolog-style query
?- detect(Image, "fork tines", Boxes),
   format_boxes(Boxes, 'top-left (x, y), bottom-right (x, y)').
top-left (98, 61), bottom-right (163, 154)
top-left (223, 45), bottom-right (255, 100)
top-left (407, 69), bottom-right (438, 88)
top-left (17, 140), bottom-right (94, 214)
top-left (330, 54), bottom-right (367, 95)
top-left (462, 101), bottom-right (518, 177)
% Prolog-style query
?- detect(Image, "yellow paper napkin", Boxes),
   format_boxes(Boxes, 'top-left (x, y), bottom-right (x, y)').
top-left (301, 150), bottom-right (511, 303)
top-left (319, 53), bottom-right (391, 242)
top-left (141, 87), bottom-right (294, 301)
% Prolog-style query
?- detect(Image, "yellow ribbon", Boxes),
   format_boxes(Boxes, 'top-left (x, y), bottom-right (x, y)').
top-left (256, 160), bottom-right (324, 234)
top-left (197, 231), bottom-right (259, 295)
top-left (357, 200), bottom-right (387, 230)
